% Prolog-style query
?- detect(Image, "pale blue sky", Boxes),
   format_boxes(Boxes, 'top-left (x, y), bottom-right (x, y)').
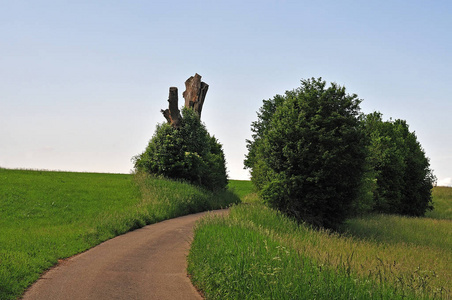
top-left (1, 1), bottom-right (451, 185)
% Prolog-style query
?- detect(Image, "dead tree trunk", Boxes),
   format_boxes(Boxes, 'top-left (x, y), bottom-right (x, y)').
top-left (161, 73), bottom-right (208, 128)
top-left (161, 87), bottom-right (181, 128)
top-left (183, 73), bottom-right (209, 118)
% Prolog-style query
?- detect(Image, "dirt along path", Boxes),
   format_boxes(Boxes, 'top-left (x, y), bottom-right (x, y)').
top-left (22, 209), bottom-right (227, 300)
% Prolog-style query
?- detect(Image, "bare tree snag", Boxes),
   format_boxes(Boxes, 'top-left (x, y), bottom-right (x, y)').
top-left (182, 73), bottom-right (209, 118)
top-left (161, 87), bottom-right (181, 128)
top-left (161, 73), bottom-right (208, 128)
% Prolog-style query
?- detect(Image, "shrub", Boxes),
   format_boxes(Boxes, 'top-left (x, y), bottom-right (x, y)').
top-left (362, 112), bottom-right (435, 216)
top-left (245, 78), bottom-right (366, 229)
top-left (133, 107), bottom-right (228, 191)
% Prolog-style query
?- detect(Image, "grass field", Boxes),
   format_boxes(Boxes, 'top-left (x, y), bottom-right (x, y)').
top-left (188, 182), bottom-right (452, 299)
top-left (227, 180), bottom-right (259, 203)
top-left (426, 187), bottom-right (452, 219)
top-left (0, 168), bottom-right (239, 300)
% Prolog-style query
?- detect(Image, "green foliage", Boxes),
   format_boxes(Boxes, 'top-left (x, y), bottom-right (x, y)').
top-left (245, 78), bottom-right (366, 229)
top-left (0, 168), bottom-right (239, 300)
top-left (244, 94), bottom-right (286, 170)
top-left (362, 112), bottom-right (435, 216)
top-left (246, 77), bottom-right (435, 225)
top-left (133, 108), bottom-right (228, 191)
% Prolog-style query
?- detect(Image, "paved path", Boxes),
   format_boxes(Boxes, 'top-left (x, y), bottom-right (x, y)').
top-left (23, 210), bottom-right (226, 300)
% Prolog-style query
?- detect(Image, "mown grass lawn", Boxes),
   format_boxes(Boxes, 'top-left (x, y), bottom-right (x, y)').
top-left (189, 183), bottom-right (452, 299)
top-left (0, 168), bottom-right (239, 300)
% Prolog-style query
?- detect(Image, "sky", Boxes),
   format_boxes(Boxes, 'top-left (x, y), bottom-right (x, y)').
top-left (1, 1), bottom-right (451, 185)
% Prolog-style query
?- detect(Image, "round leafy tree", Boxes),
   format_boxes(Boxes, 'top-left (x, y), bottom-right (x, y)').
top-left (246, 78), bottom-right (366, 229)
top-left (362, 112), bottom-right (435, 216)
top-left (134, 107), bottom-right (228, 191)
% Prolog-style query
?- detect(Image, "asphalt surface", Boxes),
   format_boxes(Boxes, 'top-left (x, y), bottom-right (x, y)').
top-left (22, 210), bottom-right (227, 300)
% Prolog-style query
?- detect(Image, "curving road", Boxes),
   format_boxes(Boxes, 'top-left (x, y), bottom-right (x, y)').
top-left (22, 210), bottom-right (226, 300)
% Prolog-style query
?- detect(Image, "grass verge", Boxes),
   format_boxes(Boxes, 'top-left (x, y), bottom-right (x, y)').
top-left (0, 168), bottom-right (239, 300)
top-left (188, 185), bottom-right (451, 299)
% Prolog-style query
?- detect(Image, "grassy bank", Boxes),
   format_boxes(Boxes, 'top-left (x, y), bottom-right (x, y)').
top-left (0, 168), bottom-right (239, 300)
top-left (188, 184), bottom-right (451, 299)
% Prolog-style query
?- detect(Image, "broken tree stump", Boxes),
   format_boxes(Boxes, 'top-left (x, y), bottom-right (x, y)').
top-left (161, 87), bottom-right (181, 128)
top-left (183, 73), bottom-right (209, 118)
top-left (161, 73), bottom-right (209, 128)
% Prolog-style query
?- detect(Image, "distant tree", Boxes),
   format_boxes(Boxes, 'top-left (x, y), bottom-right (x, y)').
top-left (245, 78), bottom-right (366, 229)
top-left (361, 112), bottom-right (406, 212)
top-left (362, 113), bottom-right (435, 216)
top-left (134, 107), bottom-right (228, 191)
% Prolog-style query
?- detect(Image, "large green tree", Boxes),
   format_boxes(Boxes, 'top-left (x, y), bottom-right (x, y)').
top-left (245, 78), bottom-right (366, 229)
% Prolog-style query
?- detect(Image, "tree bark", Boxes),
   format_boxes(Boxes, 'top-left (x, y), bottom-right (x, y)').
top-left (161, 87), bottom-right (181, 128)
top-left (182, 73), bottom-right (209, 118)
top-left (161, 74), bottom-right (208, 128)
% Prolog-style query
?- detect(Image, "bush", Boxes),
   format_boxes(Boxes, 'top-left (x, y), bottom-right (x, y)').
top-left (245, 78), bottom-right (366, 229)
top-left (133, 107), bottom-right (228, 191)
top-left (362, 112), bottom-right (435, 216)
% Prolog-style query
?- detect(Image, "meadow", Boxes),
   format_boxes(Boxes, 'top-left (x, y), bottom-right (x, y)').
top-left (2, 168), bottom-right (450, 299)
top-left (188, 182), bottom-right (452, 299)
top-left (426, 187), bottom-right (452, 219)
top-left (0, 168), bottom-right (239, 300)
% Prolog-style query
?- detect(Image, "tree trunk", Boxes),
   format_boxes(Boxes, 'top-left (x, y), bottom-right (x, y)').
top-left (161, 73), bottom-right (208, 128)
top-left (161, 87), bottom-right (181, 128)
top-left (182, 73), bottom-right (209, 118)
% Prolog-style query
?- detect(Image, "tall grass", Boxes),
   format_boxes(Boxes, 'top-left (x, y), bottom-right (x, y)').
top-left (189, 213), bottom-right (404, 299)
top-left (0, 168), bottom-right (239, 300)
top-left (342, 214), bottom-right (451, 250)
top-left (188, 185), bottom-right (451, 299)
